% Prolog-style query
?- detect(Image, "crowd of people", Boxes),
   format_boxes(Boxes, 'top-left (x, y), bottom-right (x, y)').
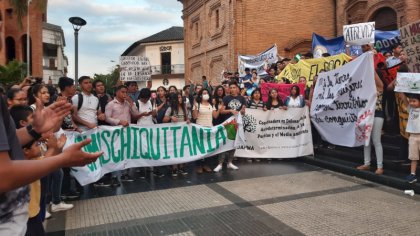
top-left (0, 42), bottom-right (419, 235)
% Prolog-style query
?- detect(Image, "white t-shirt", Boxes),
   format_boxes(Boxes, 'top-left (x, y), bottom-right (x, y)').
top-left (193, 103), bottom-right (215, 127)
top-left (406, 106), bottom-right (420, 134)
top-left (71, 92), bottom-right (99, 130)
top-left (137, 100), bottom-right (154, 126)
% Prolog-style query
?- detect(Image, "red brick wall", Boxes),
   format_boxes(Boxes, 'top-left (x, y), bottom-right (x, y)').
top-left (181, 0), bottom-right (420, 85)
top-left (0, 1), bottom-right (44, 79)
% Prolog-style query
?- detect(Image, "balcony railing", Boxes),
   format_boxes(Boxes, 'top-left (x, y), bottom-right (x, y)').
top-left (151, 64), bottom-right (184, 75)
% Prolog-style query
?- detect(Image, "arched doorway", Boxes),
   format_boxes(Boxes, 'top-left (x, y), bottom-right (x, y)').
top-left (6, 36), bottom-right (16, 63)
top-left (370, 7), bottom-right (397, 31)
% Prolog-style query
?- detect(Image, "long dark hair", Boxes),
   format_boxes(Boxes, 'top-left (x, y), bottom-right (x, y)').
top-left (290, 85), bottom-right (300, 98)
top-left (213, 85), bottom-right (225, 108)
top-left (28, 84), bottom-right (48, 106)
top-left (196, 88), bottom-right (212, 105)
top-left (266, 89), bottom-right (283, 110)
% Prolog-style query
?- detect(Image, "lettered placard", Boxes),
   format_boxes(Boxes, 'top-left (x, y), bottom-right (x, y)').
top-left (343, 22), bottom-right (375, 46)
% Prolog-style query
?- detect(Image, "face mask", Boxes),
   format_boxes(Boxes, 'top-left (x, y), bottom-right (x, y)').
top-left (202, 94), bottom-right (210, 101)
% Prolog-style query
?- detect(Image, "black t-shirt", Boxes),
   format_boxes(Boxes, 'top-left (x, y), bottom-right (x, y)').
top-left (0, 96), bottom-right (30, 223)
top-left (223, 95), bottom-right (246, 112)
top-left (96, 94), bottom-right (112, 125)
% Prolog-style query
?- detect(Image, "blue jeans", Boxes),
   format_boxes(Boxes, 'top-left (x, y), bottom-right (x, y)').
top-left (50, 169), bottom-right (63, 204)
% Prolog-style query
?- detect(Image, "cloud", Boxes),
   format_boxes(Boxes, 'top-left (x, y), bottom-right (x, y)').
top-left (47, 0), bottom-right (183, 78)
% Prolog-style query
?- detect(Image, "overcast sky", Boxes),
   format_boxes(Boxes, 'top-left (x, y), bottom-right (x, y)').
top-left (47, 0), bottom-right (183, 79)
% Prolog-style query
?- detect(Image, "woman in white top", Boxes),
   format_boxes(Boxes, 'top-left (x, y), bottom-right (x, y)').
top-left (284, 85), bottom-right (305, 108)
top-left (192, 88), bottom-right (219, 173)
top-left (136, 88), bottom-right (155, 126)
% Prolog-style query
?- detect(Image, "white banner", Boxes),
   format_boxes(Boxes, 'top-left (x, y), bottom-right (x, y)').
top-left (343, 22), bottom-right (375, 46)
top-left (238, 45), bottom-right (278, 77)
top-left (65, 117), bottom-right (241, 185)
top-left (310, 52), bottom-right (377, 147)
top-left (235, 108), bottom-right (313, 158)
top-left (395, 73), bottom-right (420, 94)
top-left (119, 56), bottom-right (152, 81)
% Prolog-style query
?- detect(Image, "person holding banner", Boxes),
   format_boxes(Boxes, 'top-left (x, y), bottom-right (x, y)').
top-left (284, 85), bottom-right (305, 108)
top-left (215, 82), bottom-right (246, 172)
top-left (164, 92), bottom-right (190, 177)
top-left (247, 89), bottom-right (264, 110)
top-left (264, 89), bottom-right (287, 111)
top-left (192, 88), bottom-right (218, 174)
top-left (357, 69), bottom-right (385, 175)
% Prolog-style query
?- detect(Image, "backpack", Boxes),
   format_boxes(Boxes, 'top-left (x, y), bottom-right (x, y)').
top-left (77, 93), bottom-right (100, 111)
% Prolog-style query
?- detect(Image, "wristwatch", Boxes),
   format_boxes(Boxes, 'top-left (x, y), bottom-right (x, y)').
top-left (26, 125), bottom-right (42, 140)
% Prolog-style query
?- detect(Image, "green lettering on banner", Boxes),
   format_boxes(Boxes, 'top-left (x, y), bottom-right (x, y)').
top-left (162, 127), bottom-right (170, 159)
top-left (205, 128), bottom-right (215, 153)
top-left (111, 129), bottom-right (121, 163)
top-left (121, 127), bottom-right (131, 160)
top-left (75, 136), bottom-right (97, 172)
top-left (131, 127), bottom-right (140, 159)
top-left (170, 126), bottom-right (182, 157)
top-left (139, 128), bottom-right (150, 159)
top-left (148, 128), bottom-right (161, 160)
top-left (215, 126), bottom-right (227, 148)
top-left (191, 126), bottom-right (205, 155)
top-left (101, 130), bottom-right (111, 165)
top-left (180, 126), bottom-right (193, 157)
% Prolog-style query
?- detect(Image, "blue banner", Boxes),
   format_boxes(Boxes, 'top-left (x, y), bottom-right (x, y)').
top-left (312, 30), bottom-right (400, 58)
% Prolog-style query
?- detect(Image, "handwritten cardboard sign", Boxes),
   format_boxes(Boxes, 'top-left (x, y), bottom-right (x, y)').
top-left (399, 20), bottom-right (420, 73)
top-left (343, 22), bottom-right (375, 46)
top-left (119, 56), bottom-right (152, 81)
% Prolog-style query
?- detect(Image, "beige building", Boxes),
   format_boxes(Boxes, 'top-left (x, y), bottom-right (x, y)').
top-left (178, 0), bottom-right (420, 85)
top-left (42, 22), bottom-right (68, 84)
top-left (122, 26), bottom-right (185, 90)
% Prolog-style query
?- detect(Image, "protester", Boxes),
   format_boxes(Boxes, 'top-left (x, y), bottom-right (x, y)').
top-left (164, 92), bottom-right (189, 177)
top-left (93, 79), bottom-right (112, 126)
top-left (284, 85), bottom-right (305, 108)
top-left (357, 71), bottom-right (385, 175)
top-left (71, 76), bottom-right (102, 131)
top-left (7, 88), bottom-right (27, 108)
top-left (105, 85), bottom-right (141, 185)
top-left (152, 86), bottom-right (169, 178)
top-left (247, 89), bottom-right (264, 110)
top-left (264, 89), bottom-right (287, 110)
top-left (216, 82), bottom-right (245, 171)
top-left (399, 93), bottom-right (420, 183)
top-left (192, 88), bottom-right (217, 173)
top-left (0, 95), bottom-right (101, 235)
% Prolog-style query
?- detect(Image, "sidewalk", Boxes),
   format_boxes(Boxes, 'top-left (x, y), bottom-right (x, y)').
top-left (45, 160), bottom-right (420, 236)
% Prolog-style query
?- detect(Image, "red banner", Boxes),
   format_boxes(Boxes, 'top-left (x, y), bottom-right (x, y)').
top-left (261, 83), bottom-right (306, 102)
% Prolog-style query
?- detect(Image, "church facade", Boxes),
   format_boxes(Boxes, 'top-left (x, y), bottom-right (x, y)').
top-left (178, 0), bottom-right (420, 84)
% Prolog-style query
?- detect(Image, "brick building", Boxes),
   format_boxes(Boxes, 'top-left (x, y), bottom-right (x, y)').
top-left (178, 0), bottom-right (420, 84)
top-left (0, 1), bottom-right (45, 77)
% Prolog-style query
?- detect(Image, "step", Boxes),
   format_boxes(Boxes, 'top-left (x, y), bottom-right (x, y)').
top-left (303, 155), bottom-right (420, 193)
top-left (315, 147), bottom-right (411, 174)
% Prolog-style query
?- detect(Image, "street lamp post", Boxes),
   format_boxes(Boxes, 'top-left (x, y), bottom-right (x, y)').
top-left (69, 17), bottom-right (87, 85)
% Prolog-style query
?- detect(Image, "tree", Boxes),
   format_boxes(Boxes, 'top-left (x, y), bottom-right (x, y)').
top-left (93, 65), bottom-right (120, 95)
top-left (0, 60), bottom-right (26, 86)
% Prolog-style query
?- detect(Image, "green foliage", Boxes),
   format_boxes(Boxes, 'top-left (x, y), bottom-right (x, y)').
top-left (93, 65), bottom-right (120, 95)
top-left (0, 60), bottom-right (26, 86)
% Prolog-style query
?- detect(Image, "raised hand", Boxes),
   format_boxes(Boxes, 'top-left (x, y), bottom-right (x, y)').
top-left (32, 98), bottom-right (72, 134)
top-left (61, 139), bottom-right (103, 167)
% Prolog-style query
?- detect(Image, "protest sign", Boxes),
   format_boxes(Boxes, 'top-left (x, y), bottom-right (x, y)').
top-left (278, 53), bottom-right (351, 86)
top-left (119, 56), bottom-right (152, 81)
top-left (312, 30), bottom-right (400, 58)
top-left (343, 22), bottom-right (375, 46)
top-left (238, 45), bottom-right (278, 77)
top-left (235, 108), bottom-right (313, 158)
top-left (399, 20), bottom-right (420, 73)
top-left (65, 117), bottom-right (241, 185)
top-left (310, 52), bottom-right (376, 147)
top-left (394, 73), bottom-right (420, 94)
top-left (260, 83), bottom-right (306, 102)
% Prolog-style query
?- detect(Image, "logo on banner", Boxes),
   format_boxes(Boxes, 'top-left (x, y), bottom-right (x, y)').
top-left (313, 45), bottom-right (328, 58)
top-left (243, 114), bottom-right (257, 133)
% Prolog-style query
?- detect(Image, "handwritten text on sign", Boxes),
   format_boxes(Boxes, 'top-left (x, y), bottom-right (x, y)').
top-left (395, 73), bottom-right (420, 94)
top-left (120, 56), bottom-right (152, 81)
top-left (343, 22), bottom-right (375, 46)
top-left (399, 20), bottom-right (420, 73)
top-left (310, 52), bottom-right (377, 147)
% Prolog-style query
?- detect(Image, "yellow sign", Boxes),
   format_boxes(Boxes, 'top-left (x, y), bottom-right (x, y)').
top-left (278, 53), bottom-right (352, 86)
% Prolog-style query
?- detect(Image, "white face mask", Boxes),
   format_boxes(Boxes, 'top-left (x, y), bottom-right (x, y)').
top-left (202, 94), bottom-right (210, 101)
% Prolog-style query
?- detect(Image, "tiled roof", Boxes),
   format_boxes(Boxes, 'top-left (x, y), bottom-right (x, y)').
top-left (122, 26), bottom-right (183, 56)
